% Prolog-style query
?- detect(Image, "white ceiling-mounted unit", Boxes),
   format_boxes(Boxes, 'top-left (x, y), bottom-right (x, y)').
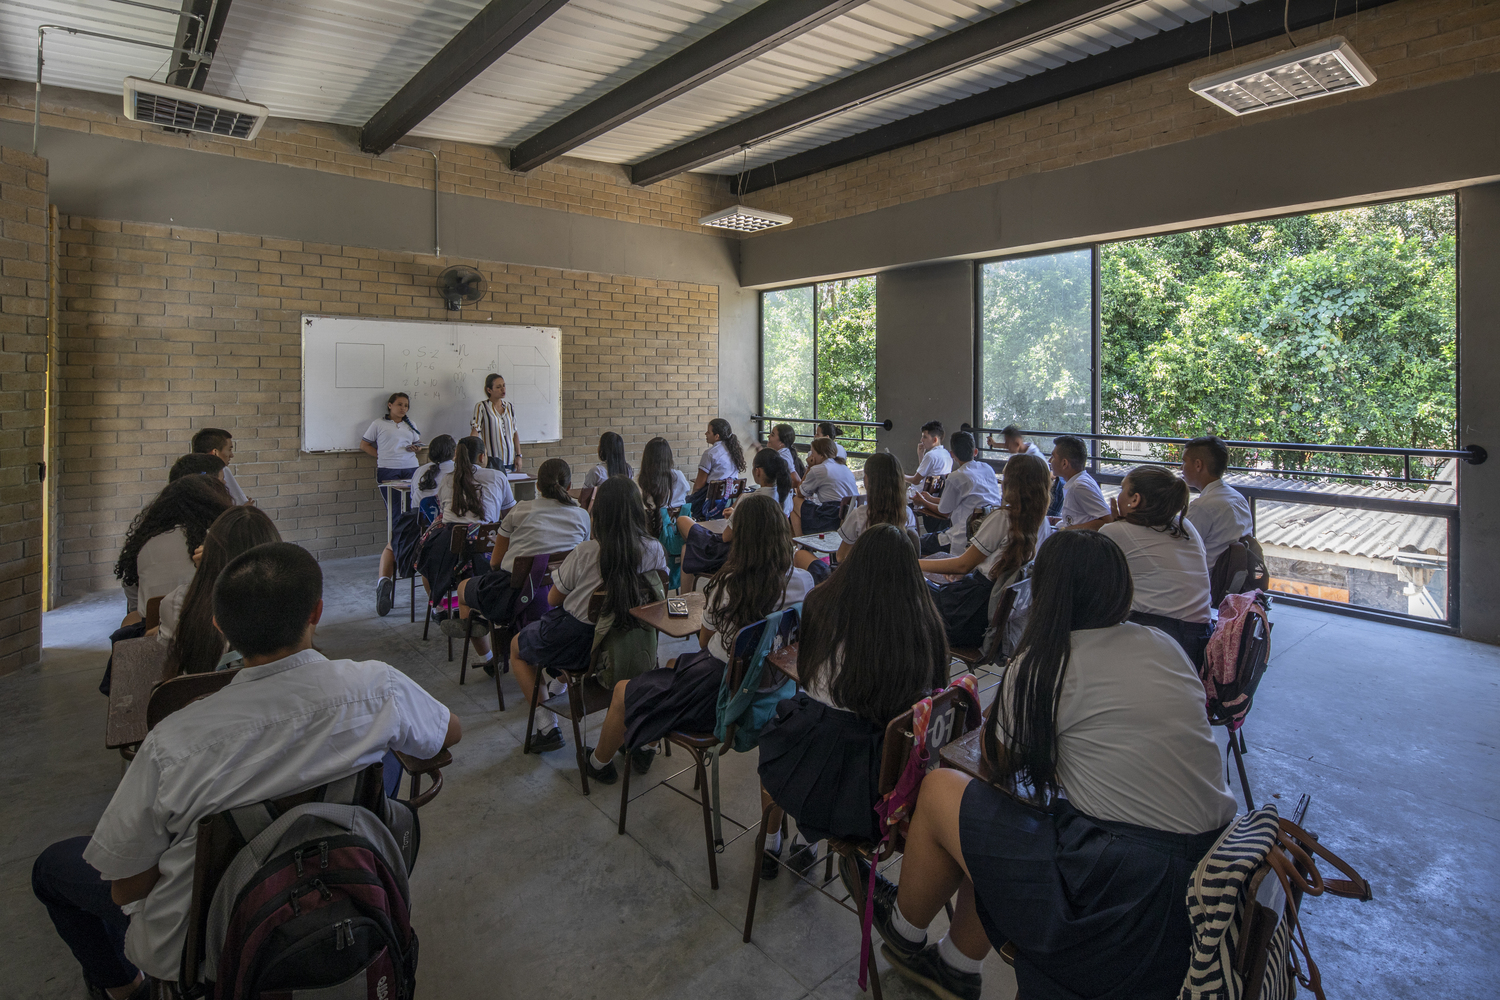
top-left (122, 77), bottom-right (270, 141)
top-left (1189, 35), bottom-right (1377, 116)
top-left (697, 205), bottom-right (793, 233)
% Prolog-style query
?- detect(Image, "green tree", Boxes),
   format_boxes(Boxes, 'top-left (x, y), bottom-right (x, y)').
top-left (815, 276), bottom-right (877, 423)
top-left (980, 250), bottom-right (1092, 433)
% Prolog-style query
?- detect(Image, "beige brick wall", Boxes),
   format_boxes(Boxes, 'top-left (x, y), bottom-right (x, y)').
top-left (756, 0), bottom-right (1500, 232)
top-left (56, 218), bottom-right (718, 597)
top-left (0, 79), bottom-right (727, 235)
top-left (0, 146), bottom-right (47, 674)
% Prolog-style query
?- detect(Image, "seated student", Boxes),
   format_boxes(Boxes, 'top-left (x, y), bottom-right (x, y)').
top-left (190, 428), bottom-right (249, 505)
top-left (905, 420), bottom-right (953, 486)
top-left (583, 491), bottom-right (813, 784)
top-left (32, 542), bottom-right (460, 998)
top-left (1181, 434), bottom-right (1254, 570)
top-left (757, 524), bottom-right (948, 871)
top-left (865, 530), bottom-right (1235, 1000)
top-left (511, 477), bottom-right (667, 755)
top-left (987, 424), bottom-right (1045, 462)
top-left (827, 452), bottom-right (914, 563)
top-left (768, 423), bottom-right (807, 486)
top-left (637, 436), bottom-right (692, 514)
top-left (1049, 434), bottom-right (1110, 528)
top-left (1076, 466), bottom-right (1214, 667)
top-left (814, 420), bottom-right (849, 463)
top-left (167, 453), bottom-right (225, 483)
top-left (160, 505), bottom-right (282, 675)
top-left (416, 436), bottom-right (516, 606)
top-left (686, 418), bottom-right (748, 519)
top-left (376, 434), bottom-right (457, 616)
top-left (114, 475), bottom-right (234, 627)
top-left (452, 459), bottom-right (593, 673)
top-left (582, 431), bottom-right (633, 488)
top-left (913, 432), bottom-right (1001, 557)
top-left (919, 453), bottom-right (1052, 649)
top-left (678, 448), bottom-right (793, 584)
top-left (793, 438), bottom-right (860, 535)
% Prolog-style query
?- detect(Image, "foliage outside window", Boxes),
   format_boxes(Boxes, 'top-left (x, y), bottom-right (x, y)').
top-left (760, 275), bottom-right (877, 444)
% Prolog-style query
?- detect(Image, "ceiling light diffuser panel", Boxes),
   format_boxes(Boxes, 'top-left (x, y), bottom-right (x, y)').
top-left (1189, 35), bottom-right (1376, 116)
top-left (697, 205), bottom-right (794, 232)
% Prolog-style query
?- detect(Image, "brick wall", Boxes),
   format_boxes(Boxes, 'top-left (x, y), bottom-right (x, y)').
top-left (755, 0), bottom-right (1500, 232)
top-left (55, 218), bottom-right (718, 597)
top-left (0, 146), bottom-right (47, 674)
top-left (0, 79), bottom-right (728, 236)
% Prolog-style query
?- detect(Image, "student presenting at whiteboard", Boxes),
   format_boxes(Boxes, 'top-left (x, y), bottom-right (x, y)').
top-left (361, 392), bottom-right (422, 615)
top-left (471, 372), bottom-right (523, 473)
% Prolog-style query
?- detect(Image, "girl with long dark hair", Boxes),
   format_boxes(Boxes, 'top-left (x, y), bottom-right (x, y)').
top-left (361, 391), bottom-right (423, 600)
top-left (675, 446), bottom-right (795, 585)
top-left (583, 431), bottom-right (633, 487)
top-left (415, 436), bottom-right (515, 617)
top-left (375, 434), bottom-right (457, 616)
top-left (1083, 465), bottom-right (1213, 666)
top-left (686, 418), bottom-right (747, 519)
top-left (792, 437), bottom-right (858, 535)
top-left (637, 437), bottom-right (691, 515)
top-left (114, 474), bottom-right (234, 624)
top-left (769, 423), bottom-right (806, 482)
top-left (511, 477), bottom-right (667, 755)
top-left (758, 524), bottom-right (949, 872)
top-left (583, 491), bottom-right (813, 784)
top-left (865, 530), bottom-right (1235, 1000)
top-left (919, 452), bottom-right (1053, 649)
top-left (162, 506), bottom-right (282, 675)
top-left (833, 452), bottom-right (915, 562)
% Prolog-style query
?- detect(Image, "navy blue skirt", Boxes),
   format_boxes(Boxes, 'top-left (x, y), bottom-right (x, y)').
top-left (799, 500), bottom-right (843, 534)
top-left (470, 568), bottom-right (518, 624)
top-left (682, 523), bottom-right (730, 576)
top-left (757, 694), bottom-right (884, 843)
top-left (516, 606), bottom-right (595, 674)
top-left (620, 648), bottom-right (725, 748)
top-left (959, 782), bottom-right (1224, 1000)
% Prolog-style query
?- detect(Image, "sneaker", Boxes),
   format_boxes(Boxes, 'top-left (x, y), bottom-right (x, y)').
top-left (880, 943), bottom-right (983, 1000)
top-left (527, 726), bottom-right (564, 753)
top-left (629, 746), bottom-right (657, 776)
top-left (375, 577), bottom-right (395, 617)
top-left (761, 843), bottom-right (782, 880)
top-left (787, 838), bottom-right (818, 872)
top-left (841, 856), bottom-right (920, 962)
top-left (584, 747), bottom-right (618, 785)
top-left (440, 615), bottom-right (489, 638)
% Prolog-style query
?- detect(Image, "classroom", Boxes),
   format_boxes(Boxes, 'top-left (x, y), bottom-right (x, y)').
top-left (2, 0), bottom-right (1498, 997)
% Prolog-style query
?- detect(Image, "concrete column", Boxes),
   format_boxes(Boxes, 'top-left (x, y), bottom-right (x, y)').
top-left (1458, 182), bottom-right (1500, 644)
top-left (875, 262), bottom-right (974, 470)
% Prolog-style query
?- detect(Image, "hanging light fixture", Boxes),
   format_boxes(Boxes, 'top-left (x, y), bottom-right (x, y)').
top-left (1190, 35), bottom-right (1376, 116)
top-left (697, 204), bottom-right (793, 232)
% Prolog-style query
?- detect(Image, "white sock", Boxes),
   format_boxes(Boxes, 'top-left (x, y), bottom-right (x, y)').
top-left (545, 711), bottom-right (560, 731)
top-left (891, 901), bottom-right (927, 946)
top-left (938, 933), bottom-right (985, 974)
top-left (592, 748), bottom-right (612, 769)
top-left (766, 831), bottom-right (783, 853)
top-left (378, 575), bottom-right (391, 583)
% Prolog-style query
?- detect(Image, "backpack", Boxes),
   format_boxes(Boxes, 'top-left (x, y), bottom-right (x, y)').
top-left (203, 771), bottom-right (420, 1000)
top-left (1201, 591), bottom-right (1273, 733)
top-left (1211, 534), bottom-right (1271, 607)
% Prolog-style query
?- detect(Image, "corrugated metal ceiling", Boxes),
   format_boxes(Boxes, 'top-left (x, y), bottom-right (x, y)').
top-left (2, 0), bottom-right (1259, 175)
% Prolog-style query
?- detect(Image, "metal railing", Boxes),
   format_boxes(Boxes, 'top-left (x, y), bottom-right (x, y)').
top-left (973, 426), bottom-right (1484, 634)
top-left (749, 415), bottom-right (892, 458)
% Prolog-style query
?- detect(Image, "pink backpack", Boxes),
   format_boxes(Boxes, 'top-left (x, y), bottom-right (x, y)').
top-left (1201, 591), bottom-right (1273, 732)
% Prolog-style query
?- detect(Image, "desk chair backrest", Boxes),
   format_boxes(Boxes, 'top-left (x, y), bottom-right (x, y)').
top-left (923, 473), bottom-right (947, 497)
top-left (714, 606), bottom-right (800, 752)
top-left (837, 494), bottom-right (868, 521)
top-left (707, 477), bottom-right (747, 503)
top-left (418, 495), bottom-right (439, 523)
top-left (146, 668), bottom-right (240, 731)
top-left (143, 595), bottom-right (164, 633)
top-left (876, 681), bottom-right (980, 798)
top-left (966, 504), bottom-right (999, 540)
top-left (576, 486), bottom-right (596, 511)
top-left (508, 550), bottom-right (573, 630)
top-left (450, 520), bottom-right (502, 557)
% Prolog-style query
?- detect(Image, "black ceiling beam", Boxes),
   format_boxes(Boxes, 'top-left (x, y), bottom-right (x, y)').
top-left (510, 0), bottom-right (871, 172)
top-left (732, 0), bottom-right (1404, 194)
top-left (360, 0), bottom-right (572, 155)
top-left (629, 0), bottom-right (1148, 186)
top-left (167, 0), bottom-right (234, 91)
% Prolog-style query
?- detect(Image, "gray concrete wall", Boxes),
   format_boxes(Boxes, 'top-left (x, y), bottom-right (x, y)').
top-left (874, 263), bottom-right (974, 469)
top-left (1458, 182), bottom-right (1500, 644)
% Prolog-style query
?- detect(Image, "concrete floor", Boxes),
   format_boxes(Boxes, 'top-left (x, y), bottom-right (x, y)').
top-left (2, 555), bottom-right (1497, 1000)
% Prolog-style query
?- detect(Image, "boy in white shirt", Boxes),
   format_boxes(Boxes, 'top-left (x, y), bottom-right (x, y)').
top-left (913, 432), bottom-right (1001, 555)
top-left (1050, 434), bottom-right (1110, 528)
top-left (1181, 435), bottom-right (1254, 568)
top-left (905, 420), bottom-right (953, 485)
top-left (32, 543), bottom-right (459, 997)
top-left (191, 428), bottom-right (251, 505)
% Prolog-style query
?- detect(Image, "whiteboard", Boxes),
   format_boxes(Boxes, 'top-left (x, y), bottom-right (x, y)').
top-left (300, 316), bottom-right (562, 453)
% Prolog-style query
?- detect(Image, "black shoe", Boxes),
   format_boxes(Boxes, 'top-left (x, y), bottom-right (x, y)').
top-left (761, 843), bottom-right (782, 880)
top-left (527, 726), bottom-right (564, 753)
top-left (584, 747), bottom-right (618, 785)
top-left (481, 658), bottom-right (496, 678)
top-left (880, 943), bottom-right (983, 1000)
top-left (787, 838), bottom-right (818, 872)
top-left (629, 745), bottom-right (657, 775)
top-left (429, 607), bottom-right (452, 623)
top-left (842, 856), bottom-right (920, 962)
top-left (376, 577), bottom-right (395, 617)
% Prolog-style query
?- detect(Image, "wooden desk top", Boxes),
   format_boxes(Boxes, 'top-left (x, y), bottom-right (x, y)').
top-left (767, 643), bottom-right (799, 683)
top-left (939, 728), bottom-right (990, 781)
top-left (697, 518), bottom-right (730, 535)
top-left (793, 532), bottom-right (841, 554)
top-left (630, 591), bottom-right (707, 639)
top-left (395, 748), bottom-right (452, 774)
top-left (105, 636), bottom-right (169, 749)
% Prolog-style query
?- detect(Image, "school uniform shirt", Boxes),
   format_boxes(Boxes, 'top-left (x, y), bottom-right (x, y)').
top-left (698, 441), bottom-right (739, 484)
top-left (220, 467), bottom-right (249, 505)
top-left (437, 466), bottom-right (516, 525)
top-left (837, 502), bottom-right (916, 545)
top-left (82, 649), bottom-right (451, 979)
top-left (552, 536), bottom-right (668, 624)
top-left (997, 623), bottom-right (1236, 835)
top-left (361, 418), bottom-right (421, 470)
top-left (762, 486), bottom-right (794, 518)
top-left (702, 565), bottom-right (815, 667)
top-left (1099, 519), bottom-right (1213, 623)
top-left (1015, 442), bottom-right (1045, 462)
top-left (774, 446), bottom-right (800, 476)
top-left (915, 446), bottom-right (953, 478)
top-left (1058, 469), bottom-right (1110, 527)
top-left (833, 441), bottom-right (848, 460)
top-left (135, 528), bottom-right (198, 617)
top-left (471, 399), bottom-right (518, 467)
top-left (1186, 478), bottom-right (1255, 568)
top-left (969, 508), bottom-right (1055, 577)
top-left (799, 461), bottom-right (860, 503)
top-left (937, 461), bottom-right (1003, 551)
top-left (495, 497), bottom-right (592, 575)
top-left (666, 468), bottom-right (691, 507)
top-left (408, 460), bottom-right (455, 505)
top-left (156, 583), bottom-right (189, 643)
top-left (583, 463), bottom-right (634, 489)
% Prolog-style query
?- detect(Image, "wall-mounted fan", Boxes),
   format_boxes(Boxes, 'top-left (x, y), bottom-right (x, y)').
top-left (439, 265), bottom-right (488, 312)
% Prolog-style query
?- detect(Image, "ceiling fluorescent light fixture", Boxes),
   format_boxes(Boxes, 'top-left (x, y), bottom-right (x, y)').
top-left (697, 205), bottom-right (793, 232)
top-left (1190, 35), bottom-right (1376, 116)
top-left (123, 77), bottom-right (270, 140)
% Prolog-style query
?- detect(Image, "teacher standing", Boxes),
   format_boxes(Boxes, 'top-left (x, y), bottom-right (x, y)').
top-left (471, 372), bottom-right (523, 473)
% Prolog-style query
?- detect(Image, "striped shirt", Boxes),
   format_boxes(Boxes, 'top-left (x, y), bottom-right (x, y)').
top-left (470, 399), bottom-right (517, 466)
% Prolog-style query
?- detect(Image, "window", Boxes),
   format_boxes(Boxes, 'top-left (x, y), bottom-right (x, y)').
top-left (760, 274), bottom-right (877, 429)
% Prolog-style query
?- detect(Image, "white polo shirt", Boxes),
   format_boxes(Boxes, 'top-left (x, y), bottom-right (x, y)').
top-left (915, 446), bottom-right (953, 478)
top-left (361, 419), bottom-right (421, 470)
top-left (135, 528), bottom-right (198, 618)
top-left (937, 460), bottom-right (1002, 551)
top-left (438, 466), bottom-right (516, 524)
top-left (409, 460), bottom-right (454, 505)
top-left (799, 461), bottom-right (860, 503)
top-left (1058, 469), bottom-right (1110, 527)
top-left (552, 537), bottom-right (668, 623)
top-left (1186, 478), bottom-right (1255, 568)
top-left (583, 463), bottom-right (633, 489)
top-left (1099, 519), bottom-right (1212, 623)
top-left (703, 565), bottom-right (814, 666)
top-left (698, 442), bottom-right (739, 484)
top-left (969, 508), bottom-right (1054, 576)
top-left (496, 497), bottom-right (592, 575)
top-left (220, 467), bottom-right (250, 505)
top-left (837, 502), bottom-right (916, 545)
top-left (82, 649), bottom-right (451, 979)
